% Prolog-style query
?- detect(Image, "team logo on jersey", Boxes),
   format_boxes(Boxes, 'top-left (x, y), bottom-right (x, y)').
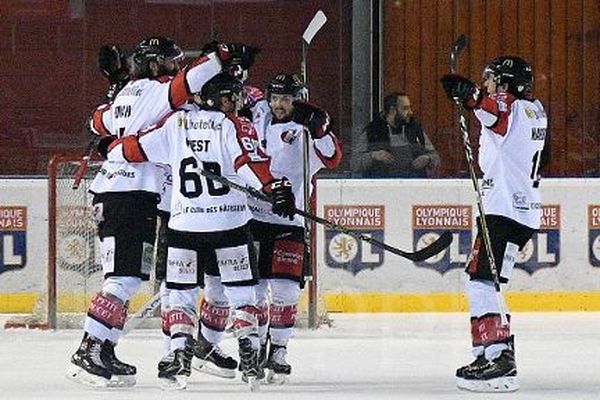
top-left (516, 205), bottom-right (560, 274)
top-left (280, 129), bottom-right (298, 144)
top-left (587, 205), bottom-right (600, 267)
top-left (413, 205), bottom-right (472, 274)
top-left (0, 206), bottom-right (27, 274)
top-left (324, 205), bottom-right (384, 275)
top-left (57, 206), bottom-right (102, 276)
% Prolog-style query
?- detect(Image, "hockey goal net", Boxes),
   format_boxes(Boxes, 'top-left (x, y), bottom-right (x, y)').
top-left (4, 154), bottom-right (328, 330)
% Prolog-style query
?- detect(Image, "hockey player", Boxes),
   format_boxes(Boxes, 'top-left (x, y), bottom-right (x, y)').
top-left (106, 72), bottom-right (296, 390)
top-left (441, 56), bottom-right (549, 392)
top-left (246, 73), bottom-right (342, 383)
top-left (67, 36), bottom-right (252, 388)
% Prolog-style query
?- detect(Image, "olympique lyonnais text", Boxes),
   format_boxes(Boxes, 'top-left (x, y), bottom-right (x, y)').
top-left (325, 207), bottom-right (382, 227)
top-left (414, 207), bottom-right (470, 228)
top-left (0, 208), bottom-right (25, 229)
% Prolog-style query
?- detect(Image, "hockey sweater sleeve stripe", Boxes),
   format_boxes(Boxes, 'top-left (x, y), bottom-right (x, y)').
top-left (121, 136), bottom-right (148, 162)
top-left (89, 104), bottom-right (112, 137)
top-left (474, 93), bottom-right (515, 136)
top-left (168, 71), bottom-right (192, 109)
top-left (313, 132), bottom-right (343, 169)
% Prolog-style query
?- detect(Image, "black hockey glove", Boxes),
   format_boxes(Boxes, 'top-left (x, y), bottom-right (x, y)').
top-left (440, 74), bottom-right (480, 108)
top-left (96, 135), bottom-right (117, 159)
top-left (292, 101), bottom-right (331, 139)
top-left (98, 45), bottom-right (129, 85)
top-left (203, 41), bottom-right (260, 71)
top-left (269, 177), bottom-right (296, 220)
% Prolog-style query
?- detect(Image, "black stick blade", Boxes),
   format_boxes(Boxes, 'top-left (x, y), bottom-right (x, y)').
top-left (398, 231), bottom-right (453, 262)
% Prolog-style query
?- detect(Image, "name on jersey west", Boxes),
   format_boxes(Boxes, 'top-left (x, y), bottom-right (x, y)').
top-left (324, 205), bottom-right (385, 275)
top-left (413, 205), bottom-right (472, 274)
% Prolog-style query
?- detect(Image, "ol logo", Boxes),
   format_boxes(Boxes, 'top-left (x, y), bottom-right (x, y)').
top-left (324, 205), bottom-right (384, 275)
top-left (588, 205), bottom-right (600, 266)
top-left (0, 206), bottom-right (27, 274)
top-left (516, 205), bottom-right (560, 274)
top-left (412, 205), bottom-right (472, 273)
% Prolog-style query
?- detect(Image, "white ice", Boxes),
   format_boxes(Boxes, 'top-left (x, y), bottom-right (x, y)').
top-left (1, 313), bottom-right (599, 399)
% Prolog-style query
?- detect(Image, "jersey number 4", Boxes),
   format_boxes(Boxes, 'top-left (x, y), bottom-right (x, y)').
top-left (179, 157), bottom-right (230, 198)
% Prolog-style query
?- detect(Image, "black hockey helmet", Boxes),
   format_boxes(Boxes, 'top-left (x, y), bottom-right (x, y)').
top-left (199, 72), bottom-right (243, 110)
top-left (133, 36), bottom-right (183, 78)
top-left (483, 56), bottom-right (533, 98)
top-left (266, 73), bottom-right (306, 100)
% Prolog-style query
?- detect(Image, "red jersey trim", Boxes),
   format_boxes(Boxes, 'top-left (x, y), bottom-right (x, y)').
top-left (91, 105), bottom-right (111, 137)
top-left (169, 72), bottom-right (192, 109)
top-left (313, 133), bottom-right (343, 169)
top-left (121, 136), bottom-right (148, 162)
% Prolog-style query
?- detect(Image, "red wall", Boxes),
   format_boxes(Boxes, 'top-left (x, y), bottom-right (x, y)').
top-left (0, 0), bottom-right (352, 174)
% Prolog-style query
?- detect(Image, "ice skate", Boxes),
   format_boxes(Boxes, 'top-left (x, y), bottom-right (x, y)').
top-left (191, 333), bottom-right (238, 379)
top-left (100, 340), bottom-right (136, 387)
top-left (238, 337), bottom-right (261, 391)
top-left (158, 342), bottom-right (193, 390)
top-left (266, 344), bottom-right (291, 385)
top-left (157, 351), bottom-right (174, 373)
top-left (456, 349), bottom-right (519, 392)
top-left (66, 334), bottom-right (112, 388)
top-left (455, 354), bottom-right (487, 378)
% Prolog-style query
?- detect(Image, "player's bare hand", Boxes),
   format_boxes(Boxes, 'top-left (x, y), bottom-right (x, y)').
top-left (371, 150), bottom-right (394, 163)
top-left (412, 154), bottom-right (431, 170)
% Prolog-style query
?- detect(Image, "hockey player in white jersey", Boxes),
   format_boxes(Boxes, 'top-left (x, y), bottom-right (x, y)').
top-left (106, 72), bottom-right (296, 389)
top-left (245, 73), bottom-right (342, 383)
top-left (441, 56), bottom-right (549, 392)
top-left (67, 36), bottom-right (252, 388)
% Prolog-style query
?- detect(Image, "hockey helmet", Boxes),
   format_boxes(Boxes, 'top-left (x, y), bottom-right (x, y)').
top-left (266, 73), bottom-right (306, 100)
top-left (133, 36), bottom-right (184, 78)
top-left (200, 72), bottom-right (243, 110)
top-left (483, 56), bottom-right (533, 98)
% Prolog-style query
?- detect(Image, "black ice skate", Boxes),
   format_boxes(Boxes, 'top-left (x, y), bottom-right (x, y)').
top-left (101, 340), bottom-right (136, 387)
top-left (67, 334), bottom-right (112, 388)
top-left (238, 337), bottom-right (262, 391)
top-left (455, 354), bottom-right (487, 378)
top-left (266, 344), bottom-right (291, 384)
top-left (456, 349), bottom-right (518, 392)
top-left (258, 338), bottom-right (269, 368)
top-left (191, 332), bottom-right (238, 379)
top-left (157, 351), bottom-right (174, 373)
top-left (158, 341), bottom-right (194, 390)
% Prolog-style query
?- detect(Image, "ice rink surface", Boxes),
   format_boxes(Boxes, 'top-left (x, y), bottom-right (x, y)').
top-left (0, 313), bottom-right (599, 400)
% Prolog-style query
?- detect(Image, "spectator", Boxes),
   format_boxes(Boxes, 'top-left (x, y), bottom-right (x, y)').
top-left (353, 92), bottom-right (440, 178)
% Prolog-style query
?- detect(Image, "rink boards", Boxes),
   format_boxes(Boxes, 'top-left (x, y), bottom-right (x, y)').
top-left (1, 177), bottom-right (600, 312)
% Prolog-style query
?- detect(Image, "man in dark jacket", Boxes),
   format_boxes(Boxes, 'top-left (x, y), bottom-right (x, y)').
top-left (354, 92), bottom-right (440, 178)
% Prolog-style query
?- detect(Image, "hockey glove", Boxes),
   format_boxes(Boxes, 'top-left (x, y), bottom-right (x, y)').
top-left (269, 177), bottom-right (296, 220)
top-left (440, 74), bottom-right (481, 109)
top-left (98, 44), bottom-right (129, 85)
top-left (243, 85), bottom-right (265, 108)
top-left (292, 101), bottom-right (331, 139)
top-left (96, 135), bottom-right (117, 159)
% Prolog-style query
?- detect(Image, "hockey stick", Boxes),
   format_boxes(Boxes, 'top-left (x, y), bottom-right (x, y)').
top-left (196, 167), bottom-right (452, 262)
top-left (122, 291), bottom-right (162, 335)
top-left (450, 35), bottom-right (508, 325)
top-left (300, 10), bottom-right (328, 289)
top-left (72, 136), bottom-right (100, 190)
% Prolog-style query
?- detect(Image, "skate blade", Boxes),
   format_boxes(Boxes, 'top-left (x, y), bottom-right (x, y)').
top-left (109, 374), bottom-right (136, 388)
top-left (191, 359), bottom-right (236, 379)
top-left (456, 376), bottom-right (519, 393)
top-left (66, 365), bottom-right (111, 388)
top-left (159, 376), bottom-right (188, 391)
top-left (247, 376), bottom-right (260, 392)
top-left (266, 370), bottom-right (288, 385)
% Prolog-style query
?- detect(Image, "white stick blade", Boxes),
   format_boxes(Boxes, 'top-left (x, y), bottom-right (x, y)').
top-left (303, 10), bottom-right (327, 45)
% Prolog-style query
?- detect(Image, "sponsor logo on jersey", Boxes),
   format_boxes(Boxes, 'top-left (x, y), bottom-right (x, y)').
top-left (512, 192), bottom-right (529, 211)
top-left (57, 206), bottom-right (101, 276)
top-left (517, 205), bottom-right (560, 274)
top-left (587, 205), bottom-right (600, 267)
top-left (280, 129), bottom-right (298, 144)
top-left (100, 168), bottom-right (135, 179)
top-left (178, 116), bottom-right (221, 131)
top-left (412, 205), bottom-right (472, 274)
top-left (324, 205), bottom-right (384, 275)
top-left (0, 206), bottom-right (27, 274)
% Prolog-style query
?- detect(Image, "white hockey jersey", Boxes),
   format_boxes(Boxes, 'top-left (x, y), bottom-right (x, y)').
top-left (88, 53), bottom-right (222, 195)
top-left (248, 100), bottom-right (342, 226)
top-left (474, 92), bottom-right (547, 229)
top-left (107, 106), bottom-right (276, 233)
